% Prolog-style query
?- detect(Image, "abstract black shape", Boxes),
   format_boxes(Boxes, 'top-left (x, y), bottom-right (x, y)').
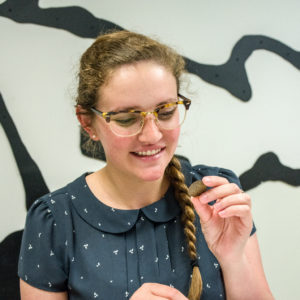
top-left (239, 152), bottom-right (300, 191)
top-left (0, 92), bottom-right (50, 299)
top-left (185, 35), bottom-right (300, 101)
top-left (0, 92), bottom-right (49, 210)
top-left (0, 230), bottom-right (22, 300)
top-left (1, 1), bottom-right (299, 101)
top-left (0, 0), bottom-right (122, 38)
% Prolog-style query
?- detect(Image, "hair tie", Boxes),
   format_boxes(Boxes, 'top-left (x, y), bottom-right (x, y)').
top-left (191, 259), bottom-right (199, 268)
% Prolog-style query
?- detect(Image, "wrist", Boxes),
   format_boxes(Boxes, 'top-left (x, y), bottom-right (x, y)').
top-left (219, 252), bottom-right (248, 277)
top-left (214, 243), bottom-right (247, 271)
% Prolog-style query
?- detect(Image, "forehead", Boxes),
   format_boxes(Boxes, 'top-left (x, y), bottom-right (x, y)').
top-left (97, 61), bottom-right (177, 111)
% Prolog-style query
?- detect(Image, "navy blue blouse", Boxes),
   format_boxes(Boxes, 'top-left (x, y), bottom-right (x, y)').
top-left (18, 162), bottom-right (255, 299)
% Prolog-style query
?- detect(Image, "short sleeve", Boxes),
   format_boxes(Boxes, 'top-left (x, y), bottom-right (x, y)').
top-left (191, 164), bottom-right (256, 236)
top-left (18, 198), bottom-right (68, 292)
top-left (217, 167), bottom-right (242, 189)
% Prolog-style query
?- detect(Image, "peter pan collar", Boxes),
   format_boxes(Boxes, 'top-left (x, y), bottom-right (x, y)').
top-left (68, 174), bottom-right (182, 234)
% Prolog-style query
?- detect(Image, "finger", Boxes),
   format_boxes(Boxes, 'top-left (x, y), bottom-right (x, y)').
top-left (199, 182), bottom-right (242, 204)
top-left (191, 196), bottom-right (213, 223)
top-left (202, 176), bottom-right (229, 187)
top-left (213, 192), bottom-right (251, 213)
top-left (152, 286), bottom-right (187, 300)
top-left (145, 283), bottom-right (188, 300)
top-left (218, 204), bottom-right (252, 219)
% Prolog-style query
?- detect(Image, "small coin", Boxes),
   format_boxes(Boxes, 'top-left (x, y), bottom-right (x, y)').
top-left (188, 180), bottom-right (207, 197)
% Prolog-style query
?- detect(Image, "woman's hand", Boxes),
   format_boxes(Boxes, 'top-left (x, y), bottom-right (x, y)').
top-left (191, 176), bottom-right (253, 266)
top-left (130, 283), bottom-right (188, 300)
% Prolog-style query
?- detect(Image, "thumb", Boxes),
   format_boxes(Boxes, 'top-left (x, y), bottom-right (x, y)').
top-left (191, 196), bottom-right (213, 223)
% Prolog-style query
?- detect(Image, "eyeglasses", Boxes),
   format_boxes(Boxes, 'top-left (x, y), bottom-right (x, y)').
top-left (90, 94), bottom-right (191, 137)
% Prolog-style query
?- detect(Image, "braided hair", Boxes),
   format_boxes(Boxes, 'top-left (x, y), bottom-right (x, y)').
top-left (165, 156), bottom-right (202, 300)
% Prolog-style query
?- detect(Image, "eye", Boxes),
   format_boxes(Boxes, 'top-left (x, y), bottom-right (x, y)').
top-left (112, 113), bottom-right (139, 127)
top-left (157, 105), bottom-right (177, 120)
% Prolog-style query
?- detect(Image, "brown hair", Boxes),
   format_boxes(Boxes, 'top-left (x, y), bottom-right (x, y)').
top-left (166, 156), bottom-right (202, 299)
top-left (76, 30), bottom-right (184, 110)
top-left (76, 30), bottom-right (202, 299)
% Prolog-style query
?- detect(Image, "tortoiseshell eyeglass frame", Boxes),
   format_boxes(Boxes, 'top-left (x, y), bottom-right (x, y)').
top-left (90, 94), bottom-right (191, 123)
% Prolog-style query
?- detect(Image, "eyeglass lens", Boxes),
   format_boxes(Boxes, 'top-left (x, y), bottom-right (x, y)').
top-left (109, 103), bottom-right (187, 137)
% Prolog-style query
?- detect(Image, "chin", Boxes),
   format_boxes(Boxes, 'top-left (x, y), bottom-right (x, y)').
top-left (135, 167), bottom-right (166, 182)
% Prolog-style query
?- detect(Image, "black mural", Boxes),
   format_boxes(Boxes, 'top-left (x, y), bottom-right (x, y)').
top-left (0, 93), bottom-right (50, 300)
top-left (0, 230), bottom-right (23, 299)
top-left (0, 1), bottom-right (300, 299)
top-left (185, 35), bottom-right (300, 101)
top-left (0, 0), bottom-right (122, 37)
top-left (1, 1), bottom-right (299, 102)
top-left (240, 152), bottom-right (300, 191)
top-left (0, 93), bottom-right (49, 210)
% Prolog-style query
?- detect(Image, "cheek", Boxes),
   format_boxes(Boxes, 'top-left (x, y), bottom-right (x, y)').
top-left (167, 127), bottom-right (180, 144)
top-left (93, 120), bottom-right (112, 143)
top-left (97, 127), bottom-right (132, 157)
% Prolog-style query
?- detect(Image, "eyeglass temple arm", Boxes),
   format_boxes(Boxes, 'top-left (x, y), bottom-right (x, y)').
top-left (90, 107), bottom-right (111, 123)
top-left (178, 94), bottom-right (191, 110)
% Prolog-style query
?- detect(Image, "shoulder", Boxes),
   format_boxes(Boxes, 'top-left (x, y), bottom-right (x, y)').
top-left (21, 174), bottom-right (88, 247)
top-left (25, 188), bottom-right (70, 229)
top-left (22, 183), bottom-right (72, 245)
top-left (28, 173), bottom-right (88, 218)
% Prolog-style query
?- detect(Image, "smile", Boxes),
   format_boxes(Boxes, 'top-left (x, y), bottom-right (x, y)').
top-left (134, 148), bottom-right (162, 156)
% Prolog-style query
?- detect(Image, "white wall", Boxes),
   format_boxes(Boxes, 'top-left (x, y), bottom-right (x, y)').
top-left (0, 1), bottom-right (299, 299)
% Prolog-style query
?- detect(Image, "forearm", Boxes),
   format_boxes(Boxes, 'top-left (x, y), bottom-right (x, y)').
top-left (221, 253), bottom-right (274, 300)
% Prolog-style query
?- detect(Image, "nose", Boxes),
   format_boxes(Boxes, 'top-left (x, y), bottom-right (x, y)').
top-left (137, 114), bottom-right (162, 144)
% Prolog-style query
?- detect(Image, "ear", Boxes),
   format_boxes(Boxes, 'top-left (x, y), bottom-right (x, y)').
top-left (76, 105), bottom-right (99, 141)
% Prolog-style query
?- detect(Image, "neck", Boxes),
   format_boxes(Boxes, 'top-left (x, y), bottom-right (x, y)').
top-left (87, 165), bottom-right (170, 210)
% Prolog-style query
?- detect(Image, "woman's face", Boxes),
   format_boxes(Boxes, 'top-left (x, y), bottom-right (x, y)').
top-left (92, 61), bottom-right (180, 183)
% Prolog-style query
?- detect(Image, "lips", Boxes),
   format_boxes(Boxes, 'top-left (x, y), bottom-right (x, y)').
top-left (132, 148), bottom-right (164, 157)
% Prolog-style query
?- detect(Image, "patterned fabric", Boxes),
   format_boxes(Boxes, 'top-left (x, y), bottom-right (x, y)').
top-left (18, 162), bottom-right (255, 299)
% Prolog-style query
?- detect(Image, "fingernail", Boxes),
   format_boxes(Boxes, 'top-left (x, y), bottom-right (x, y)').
top-left (202, 177), bottom-right (210, 184)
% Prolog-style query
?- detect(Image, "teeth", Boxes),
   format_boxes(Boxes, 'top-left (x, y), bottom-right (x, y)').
top-left (136, 149), bottom-right (161, 156)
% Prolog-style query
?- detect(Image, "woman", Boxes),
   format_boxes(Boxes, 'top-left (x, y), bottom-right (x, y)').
top-left (19, 31), bottom-right (273, 299)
